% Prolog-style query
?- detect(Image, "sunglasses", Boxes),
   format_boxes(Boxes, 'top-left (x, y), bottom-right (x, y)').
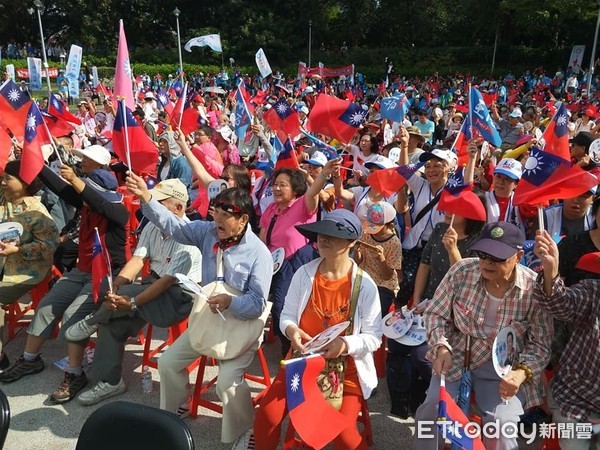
top-left (475, 251), bottom-right (508, 263)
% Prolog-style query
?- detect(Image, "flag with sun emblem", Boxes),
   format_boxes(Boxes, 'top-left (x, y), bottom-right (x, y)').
top-left (541, 102), bottom-right (570, 161)
top-left (0, 79), bottom-right (32, 141)
top-left (513, 146), bottom-right (598, 206)
top-left (263, 98), bottom-right (300, 137)
top-left (114, 20), bottom-right (135, 110)
top-left (48, 92), bottom-right (82, 125)
top-left (307, 93), bottom-right (367, 143)
top-left (438, 179), bottom-right (486, 222)
top-left (20, 101), bottom-right (49, 184)
top-left (284, 354), bottom-right (351, 449)
top-left (366, 161), bottom-right (425, 197)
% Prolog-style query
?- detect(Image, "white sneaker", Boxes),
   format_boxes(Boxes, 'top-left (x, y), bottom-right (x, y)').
top-left (77, 379), bottom-right (126, 406)
top-left (231, 428), bottom-right (255, 450)
top-left (65, 314), bottom-right (100, 341)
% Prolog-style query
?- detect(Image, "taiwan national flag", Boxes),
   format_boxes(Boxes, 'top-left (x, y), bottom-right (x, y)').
top-left (380, 95), bottom-right (409, 123)
top-left (451, 115), bottom-right (472, 168)
top-left (307, 93), bottom-right (368, 143)
top-left (92, 229), bottom-right (109, 303)
top-left (438, 179), bottom-right (486, 222)
top-left (20, 101), bottom-right (50, 184)
top-left (156, 89), bottom-right (174, 116)
top-left (170, 84), bottom-right (200, 135)
top-left (250, 88), bottom-right (269, 107)
top-left (437, 376), bottom-right (486, 450)
top-left (43, 110), bottom-right (76, 137)
top-left (541, 102), bottom-right (570, 161)
top-left (366, 162), bottom-right (425, 197)
top-left (275, 137), bottom-right (299, 170)
top-left (48, 92), bottom-right (82, 125)
top-left (264, 98), bottom-right (301, 137)
top-left (469, 86), bottom-right (502, 147)
top-left (284, 355), bottom-right (351, 449)
top-left (114, 20), bottom-right (135, 110)
top-left (0, 127), bottom-right (12, 171)
top-left (113, 100), bottom-right (158, 175)
top-left (513, 147), bottom-right (598, 206)
top-left (234, 80), bottom-right (253, 139)
top-left (0, 79), bottom-right (32, 140)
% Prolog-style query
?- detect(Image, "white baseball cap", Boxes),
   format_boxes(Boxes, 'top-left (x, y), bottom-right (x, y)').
top-left (494, 158), bottom-right (522, 181)
top-left (73, 145), bottom-right (112, 166)
top-left (364, 155), bottom-right (396, 170)
top-left (419, 149), bottom-right (458, 169)
top-left (306, 151), bottom-right (327, 167)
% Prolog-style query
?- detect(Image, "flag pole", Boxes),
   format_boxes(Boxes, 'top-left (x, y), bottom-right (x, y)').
top-left (449, 214), bottom-right (455, 229)
top-left (468, 83), bottom-right (473, 139)
top-left (119, 98), bottom-right (133, 172)
top-left (34, 100), bottom-right (63, 166)
top-left (537, 205), bottom-right (545, 233)
top-left (178, 82), bottom-right (188, 131)
top-left (94, 227), bottom-right (113, 293)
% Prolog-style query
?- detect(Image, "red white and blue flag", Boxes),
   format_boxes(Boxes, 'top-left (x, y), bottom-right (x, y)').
top-left (541, 102), bottom-right (570, 161)
top-left (48, 93), bottom-right (82, 125)
top-left (513, 146), bottom-right (598, 206)
top-left (263, 98), bottom-right (300, 137)
top-left (366, 162), bottom-right (425, 197)
top-left (469, 86), bottom-right (502, 147)
top-left (284, 354), bottom-right (351, 449)
top-left (20, 101), bottom-right (50, 184)
top-left (275, 136), bottom-right (299, 170)
top-left (301, 128), bottom-right (338, 160)
top-left (234, 79), bottom-right (254, 139)
top-left (437, 376), bottom-right (486, 450)
top-left (438, 178), bottom-right (486, 222)
top-left (0, 79), bottom-right (32, 140)
top-left (92, 229), bottom-right (110, 303)
top-left (307, 93), bottom-right (367, 143)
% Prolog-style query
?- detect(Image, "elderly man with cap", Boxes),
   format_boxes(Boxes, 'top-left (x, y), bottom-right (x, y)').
top-left (64, 179), bottom-right (202, 406)
top-left (0, 145), bottom-right (129, 405)
top-left (402, 125), bottom-right (426, 164)
top-left (413, 221), bottom-right (553, 450)
top-left (491, 103), bottom-right (524, 149)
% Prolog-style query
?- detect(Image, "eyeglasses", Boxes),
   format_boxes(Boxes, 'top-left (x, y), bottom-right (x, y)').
top-left (475, 251), bottom-right (508, 263)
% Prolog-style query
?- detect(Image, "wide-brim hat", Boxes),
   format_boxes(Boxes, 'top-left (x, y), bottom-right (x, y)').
top-left (295, 209), bottom-right (362, 243)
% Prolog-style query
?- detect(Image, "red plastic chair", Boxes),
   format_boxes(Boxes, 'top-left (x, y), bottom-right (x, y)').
top-left (189, 346), bottom-right (272, 418)
top-left (4, 266), bottom-right (62, 339)
top-left (142, 318), bottom-right (189, 369)
top-left (283, 396), bottom-right (373, 449)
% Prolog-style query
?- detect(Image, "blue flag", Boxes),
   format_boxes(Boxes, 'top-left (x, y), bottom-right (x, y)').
top-left (234, 80), bottom-right (252, 139)
top-left (469, 86), bottom-right (502, 147)
top-left (380, 95), bottom-right (409, 123)
top-left (300, 128), bottom-right (338, 160)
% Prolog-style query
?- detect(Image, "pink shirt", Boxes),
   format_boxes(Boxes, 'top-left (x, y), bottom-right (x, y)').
top-left (260, 195), bottom-right (317, 259)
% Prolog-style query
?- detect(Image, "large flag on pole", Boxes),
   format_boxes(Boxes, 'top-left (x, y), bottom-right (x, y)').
top-left (284, 355), bottom-right (352, 449)
top-left (184, 34), bottom-right (222, 53)
top-left (21, 101), bottom-right (50, 184)
top-left (114, 20), bottom-right (134, 110)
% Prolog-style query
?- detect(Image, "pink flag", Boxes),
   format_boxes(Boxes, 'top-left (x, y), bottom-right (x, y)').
top-left (114, 20), bottom-right (134, 110)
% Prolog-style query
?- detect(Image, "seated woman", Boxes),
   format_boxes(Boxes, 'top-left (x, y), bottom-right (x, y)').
top-left (0, 161), bottom-right (59, 369)
top-left (126, 173), bottom-right (272, 446)
top-left (241, 209), bottom-right (382, 450)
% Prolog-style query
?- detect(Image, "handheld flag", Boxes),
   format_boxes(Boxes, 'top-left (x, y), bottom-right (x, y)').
top-left (451, 115), bottom-right (473, 168)
top-left (43, 110), bottom-right (76, 137)
top-left (301, 128), bottom-right (338, 160)
top-left (113, 100), bottom-right (158, 175)
top-left (366, 162), bottom-right (424, 197)
top-left (437, 375), bottom-right (485, 450)
top-left (114, 20), bottom-right (135, 110)
top-left (263, 98), bottom-right (301, 137)
top-left (380, 95), bottom-right (409, 123)
top-left (0, 127), bottom-right (12, 171)
top-left (92, 229), bottom-right (110, 303)
top-left (184, 34), bottom-right (223, 53)
top-left (170, 84), bottom-right (201, 135)
top-left (48, 93), bottom-right (82, 125)
top-left (307, 93), bottom-right (367, 143)
top-left (0, 79), bottom-right (32, 140)
top-left (513, 147), bottom-right (598, 206)
top-left (234, 80), bottom-right (253, 139)
top-left (275, 137), bottom-right (299, 170)
top-left (21, 101), bottom-right (50, 184)
top-left (541, 102), bottom-right (570, 161)
top-left (285, 355), bottom-right (352, 449)
top-left (255, 48), bottom-right (272, 78)
top-left (438, 181), bottom-right (486, 222)
top-left (156, 89), bottom-right (174, 116)
top-left (469, 86), bottom-right (502, 147)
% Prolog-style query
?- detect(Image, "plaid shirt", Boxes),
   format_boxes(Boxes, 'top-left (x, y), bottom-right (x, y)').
top-left (534, 277), bottom-right (600, 421)
top-left (425, 258), bottom-right (553, 408)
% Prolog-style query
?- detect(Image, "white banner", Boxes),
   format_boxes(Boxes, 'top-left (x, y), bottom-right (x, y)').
top-left (568, 45), bottom-right (586, 73)
top-left (92, 66), bottom-right (99, 88)
top-left (255, 48), bottom-right (272, 78)
top-left (6, 64), bottom-right (15, 81)
top-left (27, 57), bottom-right (43, 90)
top-left (65, 44), bottom-right (83, 99)
top-left (184, 34), bottom-right (222, 53)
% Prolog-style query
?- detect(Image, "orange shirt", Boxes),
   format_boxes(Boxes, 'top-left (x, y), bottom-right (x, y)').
top-left (298, 269), bottom-right (360, 396)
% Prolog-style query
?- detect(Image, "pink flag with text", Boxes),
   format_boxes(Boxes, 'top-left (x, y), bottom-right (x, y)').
top-left (114, 20), bottom-right (134, 110)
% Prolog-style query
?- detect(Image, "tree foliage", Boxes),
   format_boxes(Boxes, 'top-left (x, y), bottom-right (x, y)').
top-left (2, 0), bottom-right (599, 68)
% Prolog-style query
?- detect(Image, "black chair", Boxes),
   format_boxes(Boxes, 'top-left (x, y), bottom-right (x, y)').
top-left (0, 390), bottom-right (10, 449)
top-left (76, 401), bottom-right (194, 450)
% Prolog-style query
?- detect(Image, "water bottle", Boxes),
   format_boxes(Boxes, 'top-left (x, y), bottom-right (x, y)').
top-left (141, 365), bottom-right (153, 393)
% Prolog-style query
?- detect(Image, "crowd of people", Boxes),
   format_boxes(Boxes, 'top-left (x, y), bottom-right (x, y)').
top-left (0, 62), bottom-right (598, 450)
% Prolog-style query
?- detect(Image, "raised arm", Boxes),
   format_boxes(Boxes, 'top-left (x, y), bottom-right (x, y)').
top-left (174, 128), bottom-right (216, 188)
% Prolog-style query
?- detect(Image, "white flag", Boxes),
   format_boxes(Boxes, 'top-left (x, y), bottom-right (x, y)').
top-left (568, 45), bottom-right (586, 73)
top-left (27, 57), bottom-right (43, 90)
top-left (5, 64), bottom-right (14, 81)
top-left (184, 34), bottom-right (222, 53)
top-left (255, 48), bottom-right (272, 78)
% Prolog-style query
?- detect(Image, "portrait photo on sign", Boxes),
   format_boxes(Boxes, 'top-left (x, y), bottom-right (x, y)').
top-left (492, 325), bottom-right (519, 378)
